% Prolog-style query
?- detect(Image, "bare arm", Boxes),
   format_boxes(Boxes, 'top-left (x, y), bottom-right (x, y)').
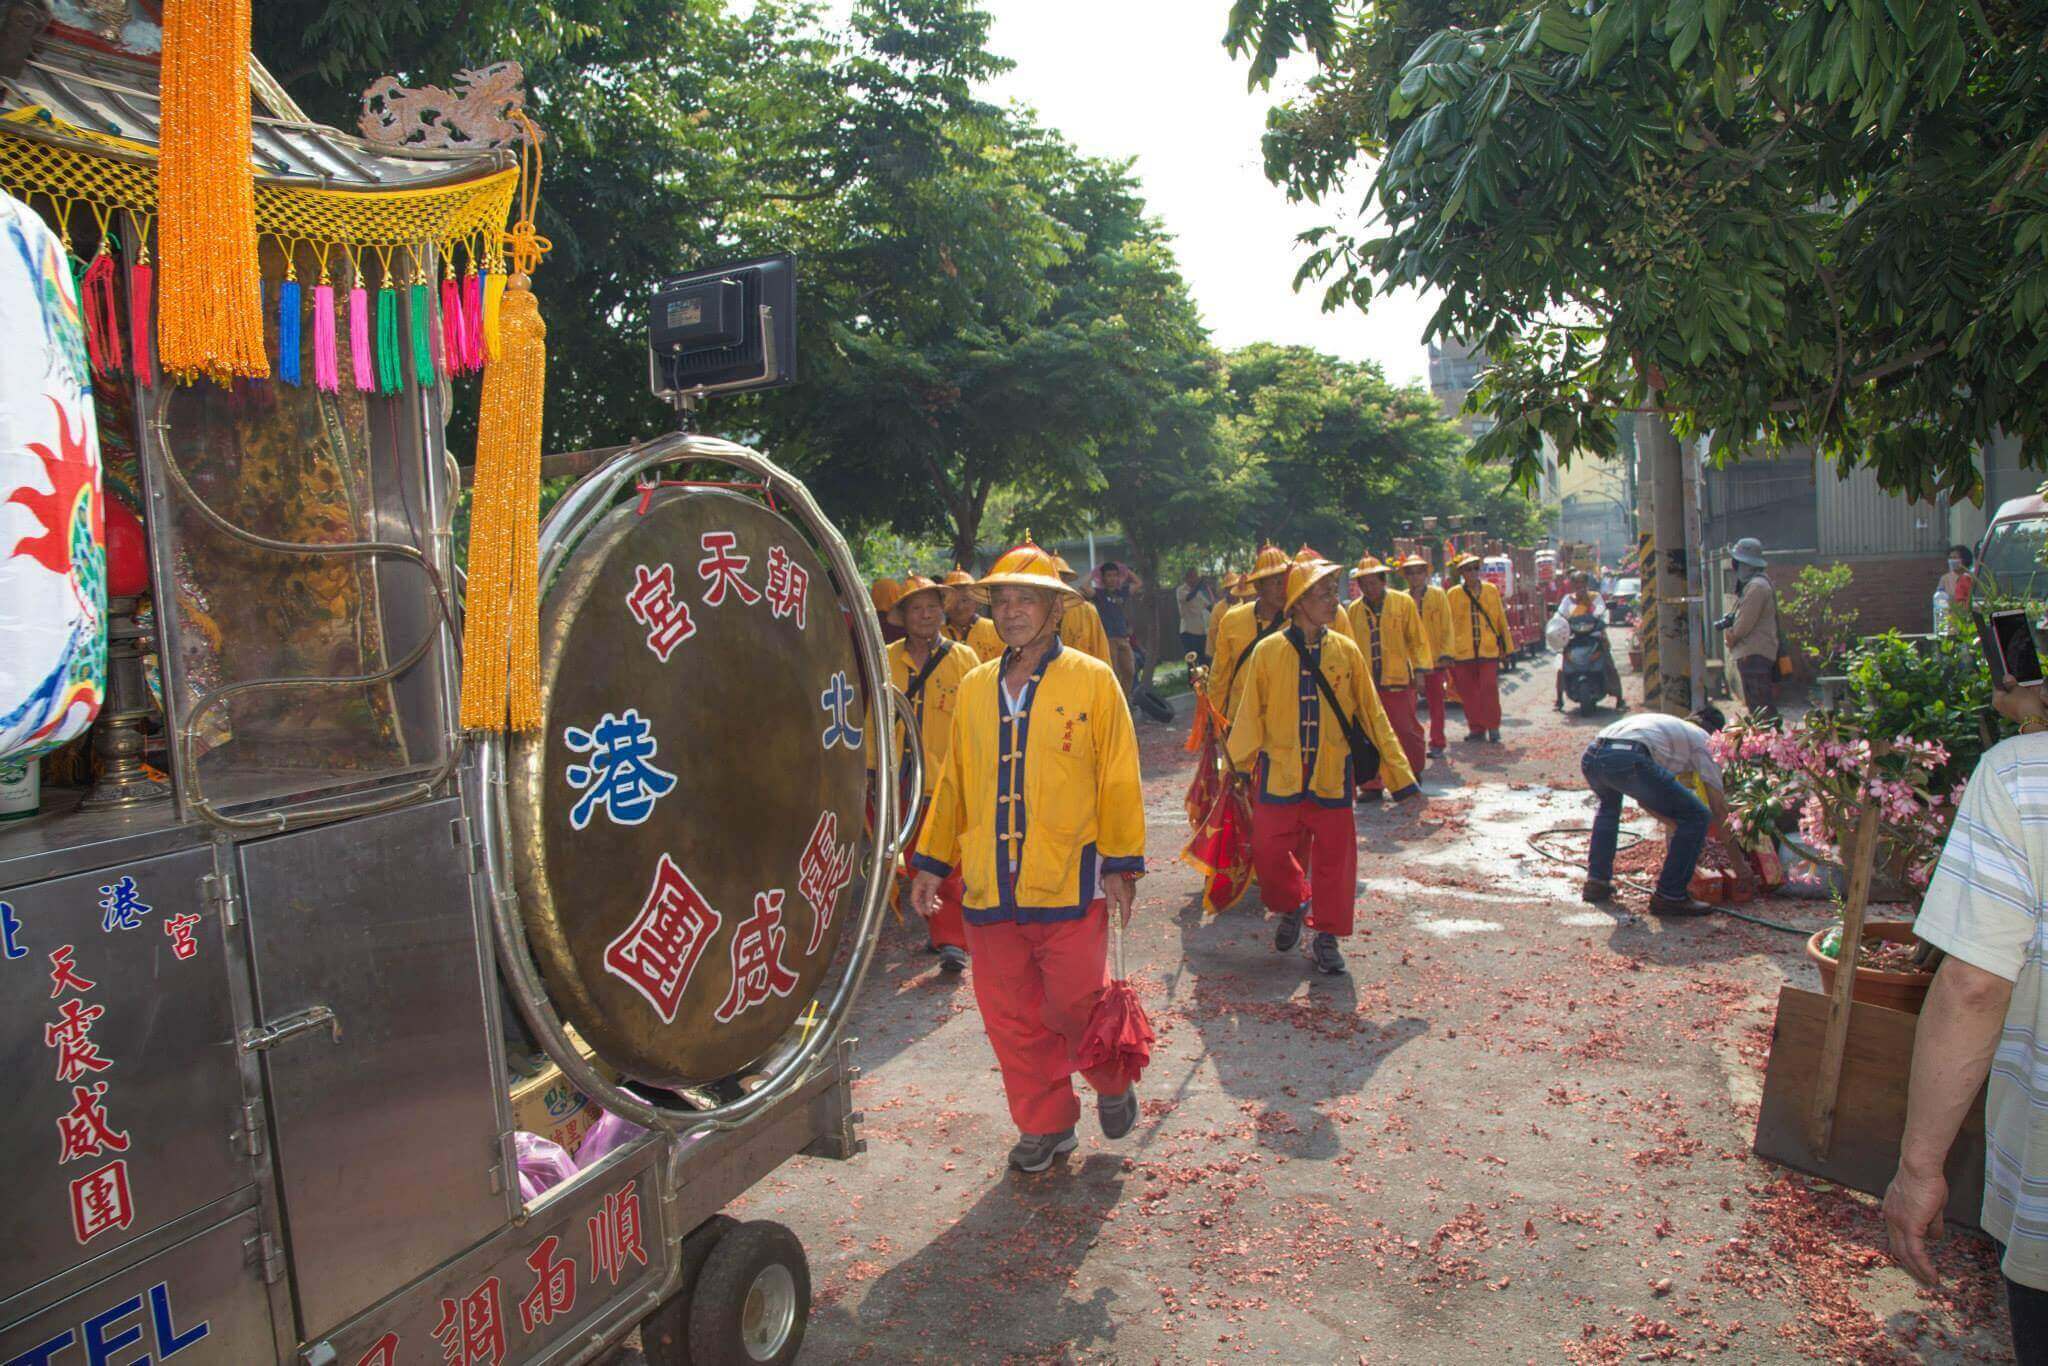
top-left (1884, 957), bottom-right (2015, 1284)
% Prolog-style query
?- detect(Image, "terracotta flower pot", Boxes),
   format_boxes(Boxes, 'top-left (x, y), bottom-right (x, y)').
top-left (1806, 920), bottom-right (1935, 1015)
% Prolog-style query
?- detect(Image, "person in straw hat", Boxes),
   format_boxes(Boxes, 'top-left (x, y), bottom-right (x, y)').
top-left (1346, 554), bottom-right (1431, 786)
top-left (1400, 554), bottom-right (1453, 758)
top-left (911, 540), bottom-right (1148, 1172)
top-left (940, 566), bottom-right (1004, 660)
top-left (1205, 572), bottom-right (1246, 664)
top-left (1226, 556), bottom-right (1420, 975)
top-left (870, 576), bottom-right (906, 645)
top-left (1210, 544), bottom-right (1294, 717)
top-left (1445, 553), bottom-right (1513, 743)
top-left (1295, 545), bottom-right (1356, 645)
top-left (887, 575), bottom-right (982, 973)
top-left (1051, 554), bottom-right (1114, 665)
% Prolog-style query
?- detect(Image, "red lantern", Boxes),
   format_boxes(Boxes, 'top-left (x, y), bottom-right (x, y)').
top-left (104, 498), bottom-right (150, 598)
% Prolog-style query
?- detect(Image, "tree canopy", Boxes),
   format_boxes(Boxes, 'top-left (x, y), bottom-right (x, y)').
top-left (1228, 0), bottom-right (2048, 502)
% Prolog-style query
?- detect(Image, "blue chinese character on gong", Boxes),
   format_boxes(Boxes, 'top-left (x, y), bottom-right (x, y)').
top-left (819, 671), bottom-right (863, 751)
top-left (98, 876), bottom-right (151, 932)
top-left (1, 901), bottom-right (24, 960)
top-left (563, 709), bottom-right (678, 830)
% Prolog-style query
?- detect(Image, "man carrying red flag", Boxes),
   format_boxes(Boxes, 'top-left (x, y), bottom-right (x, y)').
top-left (887, 575), bottom-right (981, 972)
top-left (912, 542), bottom-right (1147, 1172)
top-left (1210, 544), bottom-right (1293, 718)
top-left (1446, 553), bottom-right (1512, 743)
top-left (1228, 557), bottom-right (1420, 975)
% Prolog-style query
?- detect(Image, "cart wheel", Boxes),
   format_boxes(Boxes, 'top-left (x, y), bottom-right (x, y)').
top-left (687, 1220), bottom-right (810, 1365)
top-left (640, 1215), bottom-right (738, 1366)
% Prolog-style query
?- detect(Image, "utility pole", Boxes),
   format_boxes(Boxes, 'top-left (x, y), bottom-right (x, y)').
top-left (1682, 436), bottom-right (1707, 710)
top-left (1632, 415), bottom-right (1660, 713)
top-left (1642, 406), bottom-right (1693, 715)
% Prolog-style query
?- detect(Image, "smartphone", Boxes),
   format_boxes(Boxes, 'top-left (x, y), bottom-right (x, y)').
top-left (1981, 609), bottom-right (2044, 687)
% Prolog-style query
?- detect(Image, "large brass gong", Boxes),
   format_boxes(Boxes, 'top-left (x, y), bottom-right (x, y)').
top-left (508, 488), bottom-right (870, 1088)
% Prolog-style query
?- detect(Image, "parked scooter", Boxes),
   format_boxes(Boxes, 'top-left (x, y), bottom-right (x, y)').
top-left (1559, 614), bottom-right (1616, 715)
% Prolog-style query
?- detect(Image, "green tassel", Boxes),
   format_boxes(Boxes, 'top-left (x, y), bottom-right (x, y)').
top-left (376, 285), bottom-right (403, 394)
top-left (408, 282), bottom-right (435, 386)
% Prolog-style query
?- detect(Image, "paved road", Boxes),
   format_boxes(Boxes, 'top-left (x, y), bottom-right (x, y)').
top-left (728, 657), bottom-right (2013, 1363)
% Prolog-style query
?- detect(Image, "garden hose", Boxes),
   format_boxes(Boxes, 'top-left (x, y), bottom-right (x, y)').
top-left (1526, 826), bottom-right (1811, 937)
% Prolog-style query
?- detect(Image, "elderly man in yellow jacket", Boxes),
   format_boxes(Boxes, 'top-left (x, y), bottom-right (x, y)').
top-left (886, 575), bottom-right (982, 973)
top-left (1346, 554), bottom-right (1431, 787)
top-left (1446, 553), bottom-right (1513, 743)
top-left (911, 542), bottom-right (1148, 1172)
top-left (1210, 544), bottom-right (1294, 716)
top-left (1228, 557), bottom-right (1420, 975)
top-left (1401, 555), bottom-right (1453, 757)
top-left (1205, 572), bottom-right (1245, 663)
top-left (940, 566), bottom-right (1005, 659)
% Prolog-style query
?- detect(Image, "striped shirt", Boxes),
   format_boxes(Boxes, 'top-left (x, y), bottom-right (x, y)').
top-left (1915, 734), bottom-right (2048, 1291)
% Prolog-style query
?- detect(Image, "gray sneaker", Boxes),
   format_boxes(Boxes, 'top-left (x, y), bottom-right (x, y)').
top-left (1311, 931), bottom-right (1348, 975)
top-left (1274, 904), bottom-right (1306, 952)
top-left (938, 945), bottom-right (968, 974)
top-left (1098, 1087), bottom-right (1138, 1140)
top-left (1007, 1128), bottom-right (1078, 1173)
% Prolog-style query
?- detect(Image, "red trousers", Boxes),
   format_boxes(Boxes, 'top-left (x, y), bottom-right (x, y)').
top-left (1421, 669), bottom-right (1448, 749)
top-left (1251, 798), bottom-right (1358, 937)
top-left (1380, 684), bottom-right (1425, 779)
top-left (1450, 659), bottom-right (1502, 733)
top-left (964, 905), bottom-right (1128, 1134)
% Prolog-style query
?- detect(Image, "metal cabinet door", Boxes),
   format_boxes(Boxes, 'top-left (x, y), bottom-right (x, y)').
top-left (237, 799), bottom-right (506, 1340)
top-left (0, 847), bottom-right (251, 1309)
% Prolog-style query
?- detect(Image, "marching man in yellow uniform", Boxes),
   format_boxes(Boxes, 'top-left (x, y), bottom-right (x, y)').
top-left (871, 576), bottom-right (906, 644)
top-left (1346, 555), bottom-right (1431, 787)
top-left (1445, 553), bottom-right (1512, 744)
top-left (887, 575), bottom-right (981, 973)
top-left (1228, 557), bottom-right (1420, 975)
top-left (1210, 544), bottom-right (1294, 717)
top-left (1205, 572), bottom-right (1244, 663)
top-left (1296, 545), bottom-right (1356, 645)
top-left (941, 566), bottom-right (1004, 659)
top-left (1401, 554), bottom-right (1453, 758)
top-left (1052, 556), bottom-right (1114, 665)
top-left (911, 542), bottom-right (1148, 1172)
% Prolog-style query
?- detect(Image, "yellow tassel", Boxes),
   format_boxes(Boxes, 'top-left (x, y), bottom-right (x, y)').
top-left (157, 0), bottom-right (268, 383)
top-left (460, 115), bottom-right (550, 733)
top-left (483, 270), bottom-right (507, 362)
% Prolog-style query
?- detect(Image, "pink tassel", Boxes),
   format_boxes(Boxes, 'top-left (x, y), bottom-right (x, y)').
top-left (313, 283), bottom-right (339, 392)
top-left (439, 275), bottom-right (462, 376)
top-left (349, 284), bottom-right (374, 392)
top-left (81, 252), bottom-right (125, 379)
top-left (462, 270), bottom-right (485, 372)
top-left (128, 260), bottom-right (155, 387)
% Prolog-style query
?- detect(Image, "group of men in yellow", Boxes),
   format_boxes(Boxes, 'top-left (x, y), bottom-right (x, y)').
top-left (860, 538), bottom-right (1504, 1173)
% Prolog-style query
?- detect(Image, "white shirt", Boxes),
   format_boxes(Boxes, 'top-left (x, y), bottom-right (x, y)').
top-left (1594, 713), bottom-right (1722, 791)
top-left (1553, 593), bottom-right (1606, 622)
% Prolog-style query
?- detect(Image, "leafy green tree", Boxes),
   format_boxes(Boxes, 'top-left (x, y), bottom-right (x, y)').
top-left (1227, 0), bottom-right (2048, 502)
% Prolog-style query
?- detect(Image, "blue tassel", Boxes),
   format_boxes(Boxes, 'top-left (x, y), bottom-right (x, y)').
top-left (278, 278), bottom-right (302, 386)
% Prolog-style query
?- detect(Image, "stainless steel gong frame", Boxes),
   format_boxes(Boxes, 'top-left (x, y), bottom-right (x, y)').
top-left (476, 434), bottom-right (902, 1135)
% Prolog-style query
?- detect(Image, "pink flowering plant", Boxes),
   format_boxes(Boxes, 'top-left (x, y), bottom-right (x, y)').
top-left (1709, 715), bottom-right (1958, 890)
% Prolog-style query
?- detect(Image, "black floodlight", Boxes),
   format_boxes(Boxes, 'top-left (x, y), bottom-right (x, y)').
top-left (649, 253), bottom-right (796, 410)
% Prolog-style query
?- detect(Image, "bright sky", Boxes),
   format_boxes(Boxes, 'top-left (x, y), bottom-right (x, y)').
top-left (975, 0), bottom-right (1436, 388)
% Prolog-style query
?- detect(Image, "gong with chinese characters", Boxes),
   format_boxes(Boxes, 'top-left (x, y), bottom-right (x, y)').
top-left (508, 489), bottom-right (871, 1088)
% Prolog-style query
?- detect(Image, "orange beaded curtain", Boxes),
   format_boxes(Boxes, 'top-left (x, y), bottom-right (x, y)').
top-left (156, 0), bottom-right (268, 383)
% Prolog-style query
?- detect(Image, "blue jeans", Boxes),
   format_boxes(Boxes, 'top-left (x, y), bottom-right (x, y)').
top-left (1581, 741), bottom-right (1708, 900)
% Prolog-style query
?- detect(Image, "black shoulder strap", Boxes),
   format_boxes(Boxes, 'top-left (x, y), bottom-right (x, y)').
top-left (904, 641), bottom-right (950, 702)
top-left (1233, 616), bottom-right (1283, 678)
top-left (1289, 634), bottom-right (1366, 749)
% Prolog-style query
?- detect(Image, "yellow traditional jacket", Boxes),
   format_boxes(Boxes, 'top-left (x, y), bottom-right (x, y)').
top-left (1210, 601), bottom-right (1285, 717)
top-left (1446, 580), bottom-right (1512, 662)
top-left (1225, 626), bottom-right (1418, 804)
top-left (1415, 584), bottom-right (1452, 663)
top-left (885, 637), bottom-right (978, 772)
top-left (1345, 587), bottom-right (1431, 689)
top-left (913, 640), bottom-right (1146, 923)
top-left (1327, 609), bottom-right (1356, 645)
top-left (1059, 598), bottom-right (1112, 662)
top-left (1204, 595), bottom-right (1233, 661)
top-left (944, 616), bottom-right (1005, 661)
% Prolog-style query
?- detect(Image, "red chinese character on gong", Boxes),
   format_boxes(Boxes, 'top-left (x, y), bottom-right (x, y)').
top-left (46, 997), bottom-right (111, 1083)
top-left (432, 1277), bottom-right (507, 1366)
top-left (164, 913), bottom-right (202, 961)
top-left (796, 810), bottom-right (855, 955)
top-left (697, 531), bottom-right (761, 607)
top-left (56, 1082), bottom-right (130, 1164)
top-left (764, 545), bottom-right (809, 628)
top-left (624, 562), bottom-right (696, 661)
top-left (602, 855), bottom-right (721, 1025)
top-left (517, 1234), bottom-right (577, 1333)
top-left (356, 1334), bottom-right (399, 1366)
top-left (67, 1158), bottom-right (134, 1245)
top-left (587, 1180), bottom-right (649, 1286)
top-left (714, 890), bottom-right (800, 1024)
top-left (48, 943), bottom-right (95, 998)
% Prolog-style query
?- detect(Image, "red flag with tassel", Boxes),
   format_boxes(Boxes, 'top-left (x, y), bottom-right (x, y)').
top-left (1182, 777), bottom-right (1255, 914)
top-left (1076, 908), bottom-right (1153, 1083)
